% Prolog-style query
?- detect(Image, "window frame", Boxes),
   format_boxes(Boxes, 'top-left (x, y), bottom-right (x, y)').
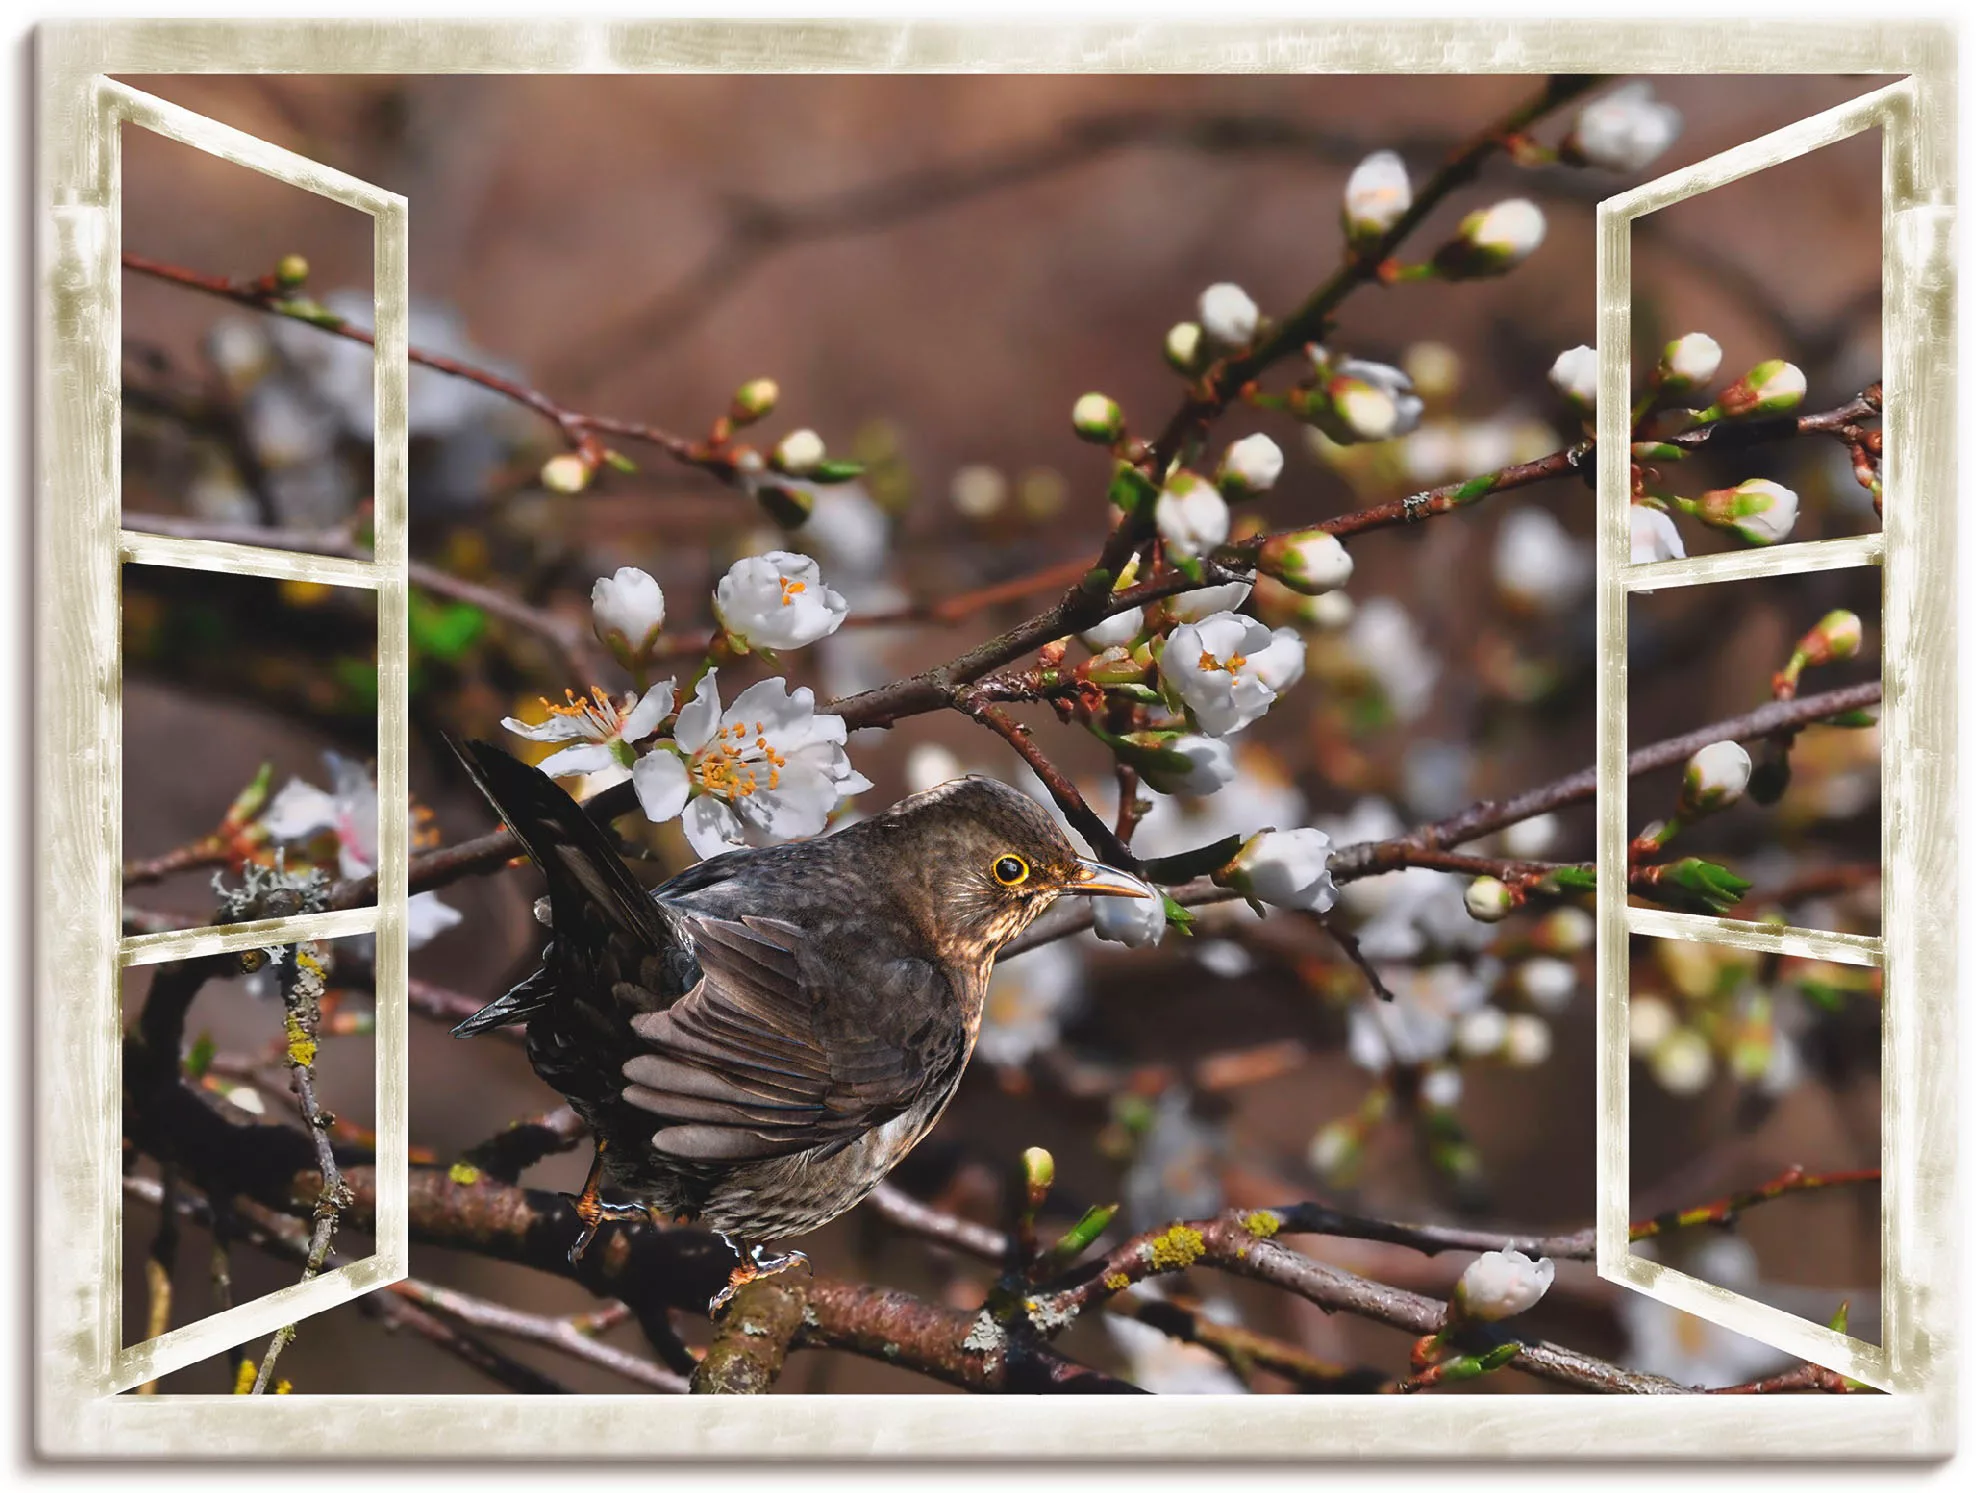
top-left (35, 18), bottom-right (1956, 1461)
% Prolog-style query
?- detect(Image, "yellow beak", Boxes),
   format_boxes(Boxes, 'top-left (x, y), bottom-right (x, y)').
top-left (1068, 859), bottom-right (1155, 898)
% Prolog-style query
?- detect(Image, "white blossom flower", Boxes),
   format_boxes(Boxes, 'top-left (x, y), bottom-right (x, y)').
top-left (1071, 392), bottom-right (1125, 443)
top-left (1346, 596), bottom-right (1439, 723)
top-left (1163, 321), bottom-right (1205, 372)
top-left (1455, 1006), bottom-right (1510, 1058)
top-left (1137, 734), bottom-right (1236, 798)
top-left (715, 550), bottom-right (849, 652)
top-left (503, 682), bottom-right (675, 784)
top-left (1093, 876), bottom-right (1169, 947)
top-left (1439, 199), bottom-right (1546, 277)
top-left (1420, 1065), bottom-right (1464, 1110)
top-left (771, 428), bottom-right (827, 475)
top-left (1309, 359), bottom-right (1424, 444)
top-left (978, 941), bottom-right (1084, 1068)
top-left (1079, 607), bottom-right (1144, 651)
top-left (261, 753), bottom-right (460, 949)
top-left (1693, 478), bottom-right (1799, 546)
top-left (1164, 579), bottom-right (1253, 623)
top-left (1681, 740), bottom-right (1753, 815)
top-left (590, 566), bottom-right (666, 667)
top-left (1344, 149), bottom-right (1412, 241)
top-left (1154, 474), bottom-right (1231, 561)
top-left (1260, 530), bottom-right (1353, 596)
top-left (1104, 1307), bottom-right (1246, 1395)
top-left (1219, 828), bottom-right (1338, 913)
top-left (904, 742), bottom-right (965, 796)
top-left (1198, 282), bottom-right (1260, 347)
top-left (1159, 612), bottom-right (1305, 737)
top-left (1215, 433), bottom-right (1284, 495)
top-left (1629, 994), bottom-right (1678, 1052)
top-left (1454, 1248), bottom-right (1555, 1321)
top-left (1715, 360), bottom-right (1807, 418)
top-left (1567, 83), bottom-right (1682, 171)
top-left (1630, 502), bottom-right (1686, 563)
top-left (1650, 1027), bottom-right (1715, 1095)
top-left (1346, 960), bottom-right (1496, 1068)
top-left (629, 673), bottom-right (871, 858)
top-left (1464, 875), bottom-right (1515, 922)
top-left (1660, 333), bottom-right (1723, 391)
top-left (1515, 957), bottom-right (1578, 1013)
top-left (1504, 1013), bottom-right (1553, 1067)
top-left (1494, 507), bottom-right (1593, 615)
top-left (1501, 813), bottom-right (1559, 860)
top-left (1549, 344), bottom-right (1599, 408)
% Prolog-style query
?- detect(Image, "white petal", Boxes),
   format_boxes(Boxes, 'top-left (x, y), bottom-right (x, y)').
top-left (683, 795), bottom-right (747, 859)
top-left (260, 779), bottom-right (339, 840)
top-left (631, 750), bottom-right (691, 823)
top-left (501, 712), bottom-right (592, 743)
top-left (674, 672), bottom-right (723, 752)
top-left (406, 891), bottom-right (463, 949)
top-left (535, 742), bottom-right (616, 779)
top-left (620, 679), bottom-right (678, 742)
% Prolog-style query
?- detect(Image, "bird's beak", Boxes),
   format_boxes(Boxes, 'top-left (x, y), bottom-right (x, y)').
top-left (1067, 859), bottom-right (1155, 898)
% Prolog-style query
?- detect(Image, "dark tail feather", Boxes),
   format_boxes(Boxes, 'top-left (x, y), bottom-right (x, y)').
top-left (444, 737), bottom-right (671, 1037)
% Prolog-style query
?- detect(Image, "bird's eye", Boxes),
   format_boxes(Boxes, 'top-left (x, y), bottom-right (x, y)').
top-left (992, 854), bottom-right (1030, 887)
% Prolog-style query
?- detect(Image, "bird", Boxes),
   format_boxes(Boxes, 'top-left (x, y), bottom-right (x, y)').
top-left (446, 737), bottom-right (1153, 1311)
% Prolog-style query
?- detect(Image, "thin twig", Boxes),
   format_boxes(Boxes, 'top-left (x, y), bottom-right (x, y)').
top-left (392, 1277), bottom-right (688, 1392)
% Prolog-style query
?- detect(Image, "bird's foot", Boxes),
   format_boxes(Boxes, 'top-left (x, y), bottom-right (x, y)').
top-left (708, 1243), bottom-right (812, 1314)
top-left (561, 1134), bottom-right (649, 1266)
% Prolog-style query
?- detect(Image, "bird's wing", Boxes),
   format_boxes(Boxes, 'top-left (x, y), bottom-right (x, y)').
top-left (620, 912), bottom-right (962, 1162)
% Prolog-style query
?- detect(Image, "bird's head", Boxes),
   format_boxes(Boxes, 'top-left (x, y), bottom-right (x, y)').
top-left (863, 775), bottom-right (1152, 959)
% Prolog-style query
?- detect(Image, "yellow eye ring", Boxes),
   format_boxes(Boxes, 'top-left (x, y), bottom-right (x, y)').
top-left (992, 854), bottom-right (1030, 887)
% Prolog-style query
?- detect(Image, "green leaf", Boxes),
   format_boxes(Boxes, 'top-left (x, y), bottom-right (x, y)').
top-left (1106, 462), bottom-right (1159, 517)
top-left (809, 459), bottom-right (866, 484)
top-left (1036, 1203), bottom-right (1120, 1276)
top-left (1643, 858), bottom-right (1752, 915)
top-left (183, 1031), bottom-right (216, 1080)
top-left (408, 594), bottom-right (489, 660)
top-left (601, 448), bottom-right (639, 474)
top-left (1139, 834), bottom-right (1243, 886)
top-left (1538, 865), bottom-right (1597, 895)
top-left (1160, 894), bottom-right (1197, 934)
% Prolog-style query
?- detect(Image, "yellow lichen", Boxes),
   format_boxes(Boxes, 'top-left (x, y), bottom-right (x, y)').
top-left (1146, 1225), bottom-right (1206, 1271)
top-left (1102, 1272), bottom-right (1132, 1291)
top-left (1242, 1210), bottom-right (1281, 1239)
top-left (448, 1160), bottom-right (482, 1187)
top-left (282, 1012), bottom-right (318, 1068)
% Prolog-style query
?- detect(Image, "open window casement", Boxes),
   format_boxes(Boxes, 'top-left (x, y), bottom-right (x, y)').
top-left (37, 78), bottom-right (410, 1431)
top-left (1594, 80), bottom-right (1953, 1398)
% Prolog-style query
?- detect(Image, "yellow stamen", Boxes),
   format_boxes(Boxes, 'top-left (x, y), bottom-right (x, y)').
top-left (779, 577), bottom-right (807, 606)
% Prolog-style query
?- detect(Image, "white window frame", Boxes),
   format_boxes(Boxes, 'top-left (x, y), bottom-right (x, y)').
top-left (35, 19), bottom-right (1955, 1462)
top-left (37, 76), bottom-right (410, 1425)
top-left (1594, 79), bottom-right (1954, 1401)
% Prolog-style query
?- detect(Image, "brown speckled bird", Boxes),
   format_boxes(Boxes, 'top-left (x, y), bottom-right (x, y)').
top-left (449, 739), bottom-right (1150, 1309)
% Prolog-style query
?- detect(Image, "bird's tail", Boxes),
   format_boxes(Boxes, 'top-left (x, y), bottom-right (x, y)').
top-left (444, 737), bottom-right (670, 1037)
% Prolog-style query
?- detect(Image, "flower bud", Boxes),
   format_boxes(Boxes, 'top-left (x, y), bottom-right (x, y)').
top-left (1153, 472), bottom-right (1230, 560)
top-left (1712, 359), bottom-right (1807, 419)
top-left (1548, 344), bottom-right (1598, 410)
top-left (1163, 321), bottom-right (1205, 374)
top-left (1343, 149), bottom-right (1412, 244)
top-left (1687, 478), bottom-right (1799, 546)
top-left (1680, 740), bottom-right (1752, 817)
top-left (1564, 83), bottom-right (1682, 172)
top-left (1296, 359), bottom-right (1423, 445)
top-left (1071, 392), bottom-right (1126, 444)
top-left (1463, 875), bottom-right (1515, 923)
top-left (1216, 828), bottom-right (1338, 913)
top-left (1629, 501), bottom-right (1686, 563)
top-left (274, 252), bottom-right (310, 289)
top-left (1214, 433), bottom-right (1284, 497)
top-left (1433, 199), bottom-right (1546, 279)
top-left (1533, 906), bottom-right (1594, 956)
top-left (728, 377), bottom-right (780, 425)
top-left (1119, 731), bottom-right (1234, 797)
top-left (1453, 1247), bottom-right (1555, 1322)
top-left (1650, 1027), bottom-right (1714, 1095)
top-left (1420, 1065), bottom-right (1463, 1110)
top-left (1803, 608), bottom-right (1864, 666)
top-left (1259, 529), bottom-right (1353, 596)
top-left (1657, 333), bottom-right (1721, 393)
top-left (590, 566), bottom-right (666, 668)
top-left (1198, 282), bottom-right (1260, 347)
top-left (1503, 1013), bottom-right (1553, 1067)
top-left (1093, 880), bottom-right (1168, 947)
top-left (540, 451), bottom-right (592, 494)
top-left (1021, 1146), bottom-right (1056, 1198)
top-left (771, 428), bottom-right (828, 476)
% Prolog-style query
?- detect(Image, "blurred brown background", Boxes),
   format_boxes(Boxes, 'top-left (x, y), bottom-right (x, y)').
top-left (116, 71), bottom-right (1889, 1395)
